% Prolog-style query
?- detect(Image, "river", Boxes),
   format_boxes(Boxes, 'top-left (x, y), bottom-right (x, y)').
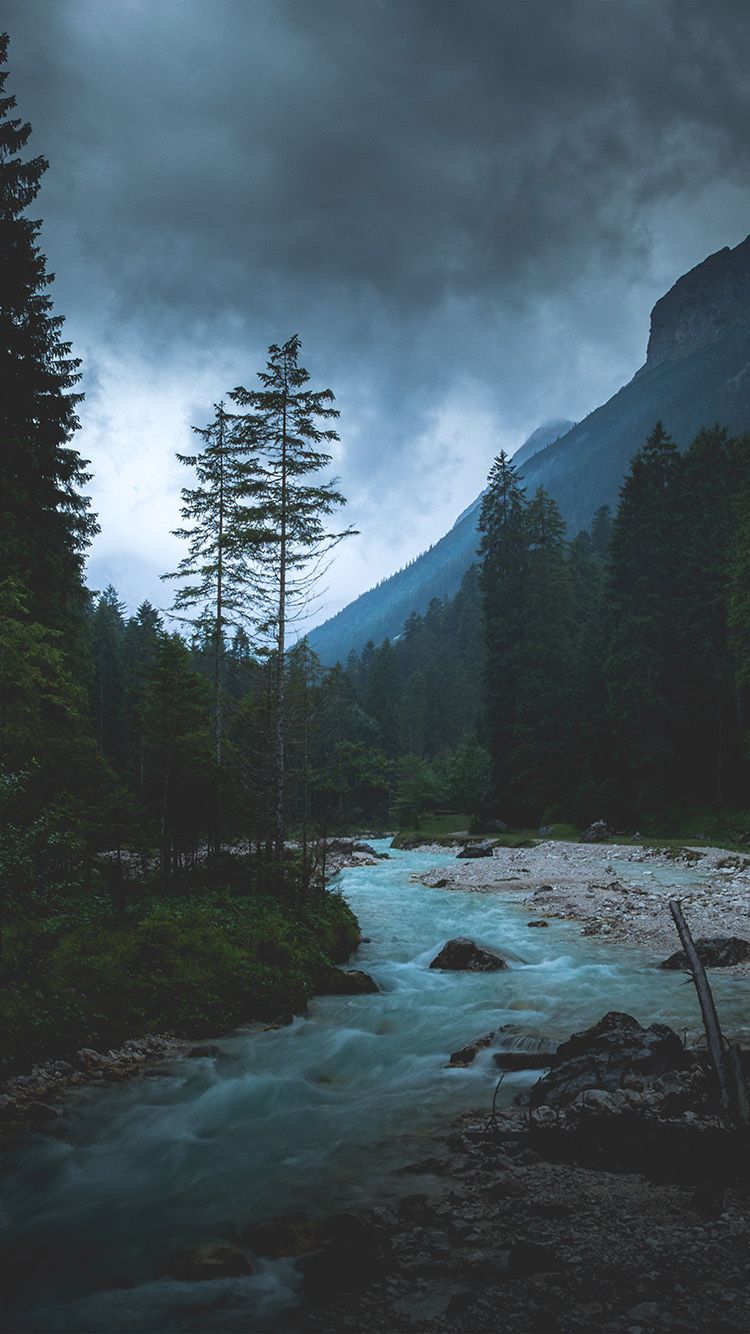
top-left (2, 841), bottom-right (746, 1332)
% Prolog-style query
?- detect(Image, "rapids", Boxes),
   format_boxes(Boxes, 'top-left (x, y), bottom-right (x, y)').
top-left (1, 841), bottom-right (746, 1332)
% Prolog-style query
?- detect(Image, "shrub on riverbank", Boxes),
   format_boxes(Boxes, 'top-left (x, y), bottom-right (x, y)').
top-left (0, 887), bottom-right (360, 1073)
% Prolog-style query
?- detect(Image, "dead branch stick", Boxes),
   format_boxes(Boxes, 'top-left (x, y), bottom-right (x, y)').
top-left (669, 898), bottom-right (730, 1113)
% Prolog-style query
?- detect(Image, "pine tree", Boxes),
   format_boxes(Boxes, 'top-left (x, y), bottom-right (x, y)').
top-left (0, 34), bottom-right (96, 627)
top-left (568, 528), bottom-right (610, 819)
top-left (122, 601), bottom-right (163, 796)
top-left (142, 634), bottom-right (214, 881)
top-left (674, 427), bottom-right (738, 805)
top-left (604, 422), bottom-right (682, 820)
top-left (590, 505), bottom-right (613, 562)
top-left (89, 585), bottom-right (126, 770)
top-left (729, 438), bottom-right (750, 694)
top-left (231, 336), bottom-right (355, 854)
top-left (163, 401), bottom-right (267, 766)
top-left (478, 451), bottom-right (529, 817)
top-left (512, 487), bottom-right (574, 819)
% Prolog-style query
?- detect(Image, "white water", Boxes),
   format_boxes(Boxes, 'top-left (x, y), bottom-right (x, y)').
top-left (2, 842), bottom-right (747, 1332)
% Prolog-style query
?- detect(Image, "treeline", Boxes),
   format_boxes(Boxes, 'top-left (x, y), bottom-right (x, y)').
top-left (479, 423), bottom-right (750, 826)
top-left (343, 423), bottom-right (750, 831)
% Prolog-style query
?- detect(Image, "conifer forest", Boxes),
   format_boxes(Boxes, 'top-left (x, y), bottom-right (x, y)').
top-left (2, 8), bottom-right (750, 1334)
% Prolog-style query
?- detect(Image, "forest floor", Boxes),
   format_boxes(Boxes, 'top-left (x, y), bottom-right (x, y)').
top-left (414, 840), bottom-right (750, 967)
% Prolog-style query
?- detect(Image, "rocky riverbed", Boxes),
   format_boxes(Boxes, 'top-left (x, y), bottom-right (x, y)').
top-left (292, 1010), bottom-right (750, 1333)
top-left (414, 840), bottom-right (750, 967)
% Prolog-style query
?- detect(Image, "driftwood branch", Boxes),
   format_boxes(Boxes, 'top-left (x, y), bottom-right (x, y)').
top-left (668, 899), bottom-right (730, 1113)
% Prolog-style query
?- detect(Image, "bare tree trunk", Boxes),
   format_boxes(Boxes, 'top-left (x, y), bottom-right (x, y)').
top-left (274, 386), bottom-right (288, 860)
top-left (215, 405), bottom-right (225, 770)
top-left (214, 404), bottom-right (226, 858)
top-left (669, 899), bottom-right (730, 1113)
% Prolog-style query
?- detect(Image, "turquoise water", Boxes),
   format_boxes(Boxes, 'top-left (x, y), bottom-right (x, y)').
top-left (1, 842), bottom-right (746, 1332)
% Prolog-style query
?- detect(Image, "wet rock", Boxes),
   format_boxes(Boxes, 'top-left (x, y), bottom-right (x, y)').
top-left (527, 919), bottom-right (549, 927)
top-left (457, 841), bottom-right (494, 859)
top-left (582, 820), bottom-right (613, 843)
top-left (529, 1201), bottom-right (571, 1220)
top-left (430, 938), bottom-right (508, 972)
top-left (27, 1102), bottom-right (62, 1124)
top-left (532, 1011), bottom-right (690, 1107)
top-left (659, 936), bottom-right (750, 970)
top-left (449, 1029), bottom-right (502, 1067)
top-left (170, 1242), bottom-right (253, 1281)
top-left (691, 1183), bottom-right (724, 1221)
top-left (446, 1290), bottom-right (478, 1317)
top-left (299, 1212), bottom-right (393, 1301)
top-left (327, 838), bottom-right (377, 856)
top-left (625, 1300), bottom-right (660, 1322)
top-left (319, 968), bottom-right (380, 995)
top-left (493, 1046), bottom-right (556, 1072)
top-left (76, 1048), bottom-right (105, 1067)
top-left (188, 1044), bottom-right (225, 1059)
top-left (245, 1213), bottom-right (324, 1257)
top-left (508, 1240), bottom-right (560, 1277)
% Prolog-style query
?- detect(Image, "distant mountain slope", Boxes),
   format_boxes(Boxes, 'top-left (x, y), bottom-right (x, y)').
top-left (308, 236), bottom-right (750, 665)
top-left (513, 417), bottom-right (576, 469)
top-left (452, 417), bottom-right (574, 528)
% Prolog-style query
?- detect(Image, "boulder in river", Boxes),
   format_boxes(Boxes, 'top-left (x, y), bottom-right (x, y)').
top-left (582, 820), bottom-right (613, 842)
top-left (318, 967), bottom-right (380, 995)
top-left (456, 841), bottom-right (494, 859)
top-left (170, 1242), bottom-right (253, 1281)
top-left (531, 1011), bottom-right (691, 1107)
top-left (659, 936), bottom-right (750, 970)
top-left (430, 937), bottom-right (509, 972)
top-left (449, 1030), bottom-right (503, 1067)
top-left (449, 1027), bottom-right (556, 1069)
top-left (245, 1213), bottom-right (324, 1257)
top-left (298, 1211), bottom-right (393, 1300)
top-left (493, 1044), bottom-right (557, 1072)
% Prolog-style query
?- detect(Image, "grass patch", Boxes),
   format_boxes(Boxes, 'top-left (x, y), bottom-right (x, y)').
top-left (0, 887), bottom-right (359, 1073)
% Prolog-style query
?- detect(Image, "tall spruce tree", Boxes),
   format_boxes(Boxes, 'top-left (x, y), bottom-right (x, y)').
top-left (231, 336), bottom-right (354, 855)
top-left (729, 439), bottom-right (750, 696)
top-left (604, 422), bottom-right (681, 820)
top-left (513, 487), bottom-right (574, 819)
top-left (478, 451), bottom-right (528, 818)
top-left (674, 427), bottom-right (738, 805)
top-left (90, 585), bottom-right (126, 770)
top-left (164, 402), bottom-right (267, 767)
top-left (0, 34), bottom-right (96, 627)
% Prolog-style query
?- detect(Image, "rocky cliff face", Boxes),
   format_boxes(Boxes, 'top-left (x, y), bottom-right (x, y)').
top-left (646, 235), bottom-right (750, 368)
top-left (308, 236), bottom-right (750, 664)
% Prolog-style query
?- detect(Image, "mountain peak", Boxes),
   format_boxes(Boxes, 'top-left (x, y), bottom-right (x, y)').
top-left (646, 234), bottom-right (750, 369)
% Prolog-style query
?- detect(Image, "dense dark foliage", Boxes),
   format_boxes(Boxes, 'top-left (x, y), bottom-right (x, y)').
top-left (0, 38), bottom-right (359, 1071)
top-left (342, 421), bottom-right (750, 831)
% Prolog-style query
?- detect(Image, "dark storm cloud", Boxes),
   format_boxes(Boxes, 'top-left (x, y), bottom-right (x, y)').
top-left (2, 0), bottom-right (749, 616)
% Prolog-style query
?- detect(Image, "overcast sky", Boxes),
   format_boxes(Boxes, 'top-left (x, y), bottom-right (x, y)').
top-left (3, 0), bottom-right (749, 626)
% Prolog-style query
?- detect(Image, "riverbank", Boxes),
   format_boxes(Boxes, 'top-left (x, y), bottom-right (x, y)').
top-left (414, 839), bottom-right (750, 965)
top-left (293, 1002), bottom-right (750, 1332)
top-left (0, 882), bottom-right (360, 1093)
top-left (4, 841), bottom-right (749, 1334)
top-left (299, 1101), bottom-right (750, 1333)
